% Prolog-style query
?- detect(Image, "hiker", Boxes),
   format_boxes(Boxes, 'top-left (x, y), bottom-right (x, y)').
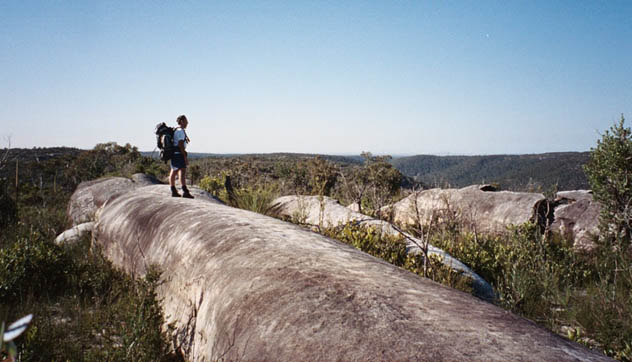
top-left (170, 115), bottom-right (194, 198)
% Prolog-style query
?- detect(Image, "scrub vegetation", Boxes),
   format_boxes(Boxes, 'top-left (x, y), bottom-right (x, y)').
top-left (0, 144), bottom-right (178, 361)
top-left (1, 117), bottom-right (630, 360)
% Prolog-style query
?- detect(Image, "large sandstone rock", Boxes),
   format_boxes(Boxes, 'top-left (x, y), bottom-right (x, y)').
top-left (268, 195), bottom-right (495, 301)
top-left (388, 185), bottom-right (548, 233)
top-left (64, 177), bottom-right (609, 361)
top-left (550, 190), bottom-right (600, 250)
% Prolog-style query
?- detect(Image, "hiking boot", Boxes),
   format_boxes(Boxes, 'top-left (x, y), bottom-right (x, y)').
top-left (182, 187), bottom-right (194, 199)
top-left (171, 186), bottom-right (181, 197)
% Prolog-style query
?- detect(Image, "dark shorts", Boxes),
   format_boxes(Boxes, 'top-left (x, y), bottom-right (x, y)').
top-left (170, 153), bottom-right (186, 170)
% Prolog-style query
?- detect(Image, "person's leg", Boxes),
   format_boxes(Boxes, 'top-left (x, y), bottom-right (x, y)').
top-left (180, 168), bottom-right (194, 198)
top-left (169, 169), bottom-right (177, 186)
top-left (169, 168), bottom-right (181, 197)
top-left (179, 168), bottom-right (187, 188)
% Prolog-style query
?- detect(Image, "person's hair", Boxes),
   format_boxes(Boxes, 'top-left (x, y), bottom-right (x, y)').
top-left (177, 115), bottom-right (188, 125)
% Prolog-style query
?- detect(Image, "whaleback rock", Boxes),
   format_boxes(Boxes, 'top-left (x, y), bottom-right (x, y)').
top-left (387, 185), bottom-right (548, 234)
top-left (268, 195), bottom-right (495, 301)
top-left (66, 176), bottom-right (608, 361)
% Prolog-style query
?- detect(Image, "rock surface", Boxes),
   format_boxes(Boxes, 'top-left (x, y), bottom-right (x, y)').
top-left (67, 177), bottom-right (134, 226)
top-left (131, 173), bottom-right (162, 186)
top-left (67, 177), bottom-right (221, 226)
top-left (550, 190), bottom-right (600, 250)
top-left (387, 185), bottom-right (548, 234)
top-left (268, 195), bottom-right (495, 301)
top-left (55, 222), bottom-right (95, 245)
top-left (65, 177), bottom-right (609, 361)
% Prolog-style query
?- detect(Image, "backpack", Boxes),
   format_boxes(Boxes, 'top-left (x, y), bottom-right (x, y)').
top-left (155, 122), bottom-right (176, 162)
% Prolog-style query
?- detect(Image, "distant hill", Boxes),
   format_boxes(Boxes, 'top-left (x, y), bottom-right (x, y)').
top-left (391, 152), bottom-right (591, 192)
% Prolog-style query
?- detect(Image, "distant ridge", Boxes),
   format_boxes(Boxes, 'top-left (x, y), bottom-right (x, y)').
top-left (391, 152), bottom-right (590, 191)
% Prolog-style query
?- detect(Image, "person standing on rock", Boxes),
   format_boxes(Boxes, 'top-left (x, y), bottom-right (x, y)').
top-left (170, 115), bottom-right (194, 199)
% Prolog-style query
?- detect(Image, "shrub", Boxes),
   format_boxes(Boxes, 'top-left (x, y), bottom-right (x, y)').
top-left (430, 223), bottom-right (581, 324)
top-left (199, 174), bottom-right (225, 198)
top-left (231, 184), bottom-right (280, 215)
top-left (572, 251), bottom-right (632, 359)
top-left (340, 152), bottom-right (402, 217)
top-left (306, 156), bottom-right (339, 197)
top-left (2, 237), bottom-right (179, 361)
top-left (0, 237), bottom-right (73, 303)
top-left (583, 115), bottom-right (632, 246)
top-left (579, 115), bottom-right (632, 358)
top-left (0, 144), bottom-right (178, 360)
top-left (200, 172), bottom-right (280, 215)
top-left (323, 223), bottom-right (409, 266)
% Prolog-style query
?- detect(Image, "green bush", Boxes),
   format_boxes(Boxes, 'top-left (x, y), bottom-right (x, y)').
top-left (584, 115), bottom-right (632, 247)
top-left (231, 184), bottom-right (280, 215)
top-left (1, 236), bottom-right (179, 361)
top-left (0, 237), bottom-right (73, 303)
top-left (340, 152), bottom-right (403, 217)
top-left (578, 115), bottom-right (632, 358)
top-left (323, 223), bottom-right (409, 266)
top-left (199, 174), bottom-right (225, 198)
top-left (200, 172), bottom-right (280, 215)
top-left (430, 224), bottom-right (581, 323)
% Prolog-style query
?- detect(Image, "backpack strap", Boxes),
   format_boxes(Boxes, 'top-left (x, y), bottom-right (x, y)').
top-left (176, 127), bottom-right (191, 143)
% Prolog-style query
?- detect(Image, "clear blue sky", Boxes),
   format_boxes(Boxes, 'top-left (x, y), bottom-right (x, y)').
top-left (1, 1), bottom-right (631, 155)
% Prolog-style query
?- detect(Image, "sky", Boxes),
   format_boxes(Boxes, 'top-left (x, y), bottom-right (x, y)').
top-left (1, 1), bottom-right (631, 155)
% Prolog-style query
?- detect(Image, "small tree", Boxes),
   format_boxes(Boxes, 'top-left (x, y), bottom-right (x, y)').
top-left (342, 152), bottom-right (402, 217)
top-left (583, 115), bottom-right (632, 247)
top-left (306, 156), bottom-right (339, 197)
top-left (582, 115), bottom-right (632, 359)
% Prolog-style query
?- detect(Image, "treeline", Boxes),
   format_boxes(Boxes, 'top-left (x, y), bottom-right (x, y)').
top-left (391, 152), bottom-right (590, 191)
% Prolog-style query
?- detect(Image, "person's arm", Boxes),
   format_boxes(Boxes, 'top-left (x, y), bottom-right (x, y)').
top-left (178, 140), bottom-right (188, 165)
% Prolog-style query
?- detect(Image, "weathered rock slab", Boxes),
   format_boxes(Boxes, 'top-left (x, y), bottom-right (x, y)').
top-left (388, 185), bottom-right (548, 233)
top-left (550, 190), bottom-right (600, 250)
